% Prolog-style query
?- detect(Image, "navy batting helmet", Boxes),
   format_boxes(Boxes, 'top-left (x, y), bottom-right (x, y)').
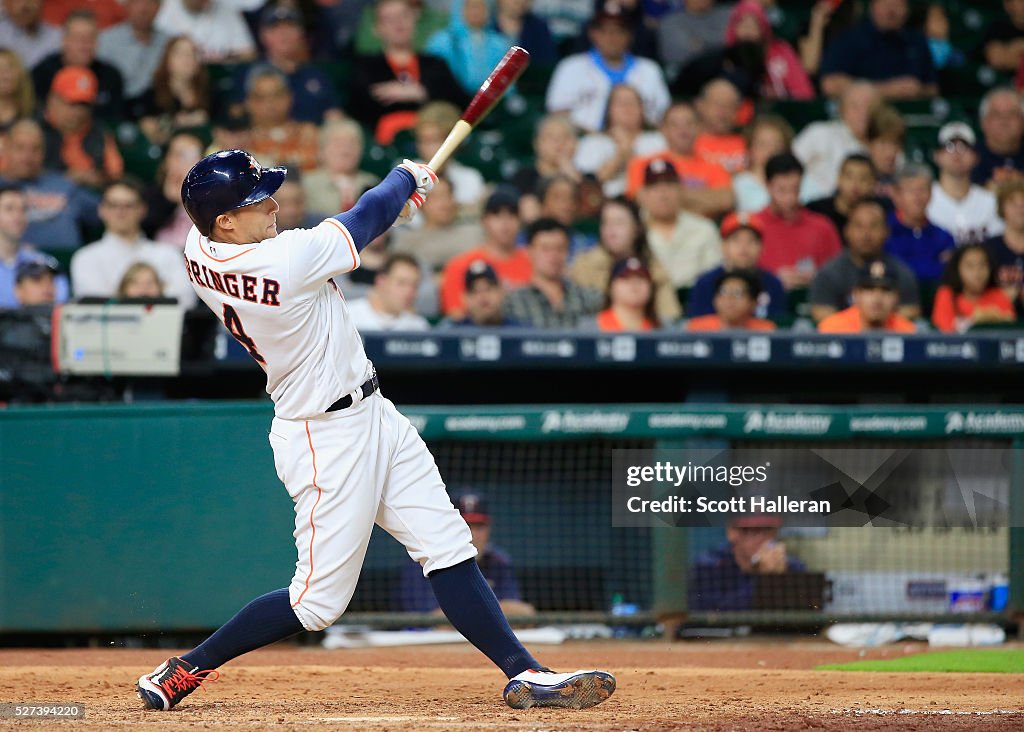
top-left (181, 149), bottom-right (286, 237)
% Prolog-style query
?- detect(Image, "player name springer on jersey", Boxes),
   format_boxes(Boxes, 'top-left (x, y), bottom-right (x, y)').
top-left (184, 254), bottom-right (282, 307)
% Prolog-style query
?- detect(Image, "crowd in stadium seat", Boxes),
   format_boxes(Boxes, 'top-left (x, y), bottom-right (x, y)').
top-left (2, 0), bottom-right (1024, 337)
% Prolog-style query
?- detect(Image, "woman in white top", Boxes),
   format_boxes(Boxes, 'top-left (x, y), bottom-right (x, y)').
top-left (732, 115), bottom-right (819, 213)
top-left (573, 84), bottom-right (666, 198)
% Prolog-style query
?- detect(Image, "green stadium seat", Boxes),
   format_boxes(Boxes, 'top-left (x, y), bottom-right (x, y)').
top-left (787, 287), bottom-right (811, 318)
top-left (115, 122), bottom-right (164, 183)
top-left (361, 142), bottom-right (400, 180)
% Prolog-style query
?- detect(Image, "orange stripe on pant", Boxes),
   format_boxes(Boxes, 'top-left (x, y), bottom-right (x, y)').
top-left (292, 420), bottom-right (323, 609)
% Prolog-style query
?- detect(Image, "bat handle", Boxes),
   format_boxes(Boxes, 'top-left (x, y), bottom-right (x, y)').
top-left (428, 120), bottom-right (473, 172)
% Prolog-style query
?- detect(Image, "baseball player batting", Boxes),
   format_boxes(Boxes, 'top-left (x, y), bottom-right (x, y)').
top-left (134, 150), bottom-right (616, 712)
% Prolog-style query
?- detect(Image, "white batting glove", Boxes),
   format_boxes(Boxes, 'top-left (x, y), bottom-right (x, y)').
top-left (393, 159), bottom-right (438, 227)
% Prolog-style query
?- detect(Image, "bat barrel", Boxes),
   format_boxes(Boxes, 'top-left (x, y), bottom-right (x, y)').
top-left (460, 46), bottom-right (531, 127)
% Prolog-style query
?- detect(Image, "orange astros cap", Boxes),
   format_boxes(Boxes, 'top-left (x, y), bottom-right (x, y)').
top-left (51, 67), bottom-right (98, 104)
top-left (719, 211), bottom-right (763, 239)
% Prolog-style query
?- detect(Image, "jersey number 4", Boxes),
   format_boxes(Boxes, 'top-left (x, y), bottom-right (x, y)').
top-left (222, 304), bottom-right (266, 364)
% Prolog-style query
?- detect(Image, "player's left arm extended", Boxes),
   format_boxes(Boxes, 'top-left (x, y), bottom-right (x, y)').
top-left (334, 167), bottom-right (415, 252)
top-left (334, 161), bottom-right (435, 251)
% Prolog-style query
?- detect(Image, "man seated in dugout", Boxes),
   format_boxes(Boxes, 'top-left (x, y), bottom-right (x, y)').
top-left (397, 493), bottom-right (536, 617)
top-left (688, 513), bottom-right (806, 611)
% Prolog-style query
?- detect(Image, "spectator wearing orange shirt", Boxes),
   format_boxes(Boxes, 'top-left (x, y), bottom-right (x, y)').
top-left (694, 78), bottom-right (747, 175)
top-left (686, 269), bottom-right (776, 332)
top-left (590, 257), bottom-right (660, 332)
top-left (817, 260), bottom-right (916, 333)
top-left (756, 153), bottom-right (842, 290)
top-left (931, 244), bottom-right (1015, 333)
top-left (440, 189), bottom-right (531, 317)
top-left (625, 102), bottom-right (734, 217)
top-left (244, 65), bottom-right (319, 172)
top-left (40, 67), bottom-right (124, 189)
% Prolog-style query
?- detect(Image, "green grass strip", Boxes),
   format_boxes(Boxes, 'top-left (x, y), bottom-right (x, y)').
top-left (818, 649), bottom-right (1024, 673)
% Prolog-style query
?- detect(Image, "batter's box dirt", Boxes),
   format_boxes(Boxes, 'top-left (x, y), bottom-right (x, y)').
top-left (0, 642), bottom-right (1021, 731)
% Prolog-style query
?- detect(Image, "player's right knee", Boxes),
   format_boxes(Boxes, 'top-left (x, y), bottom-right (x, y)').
top-left (291, 602), bottom-right (342, 632)
top-left (289, 588), bottom-right (351, 632)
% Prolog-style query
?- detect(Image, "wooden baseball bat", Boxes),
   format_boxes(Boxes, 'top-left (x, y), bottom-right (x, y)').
top-left (428, 46), bottom-right (531, 172)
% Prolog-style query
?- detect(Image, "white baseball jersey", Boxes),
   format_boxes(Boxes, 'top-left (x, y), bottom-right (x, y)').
top-left (927, 182), bottom-right (1004, 246)
top-left (182, 218), bottom-right (373, 420)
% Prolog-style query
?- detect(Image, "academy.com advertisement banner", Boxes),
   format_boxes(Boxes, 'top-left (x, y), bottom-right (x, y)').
top-left (610, 448), bottom-right (1017, 529)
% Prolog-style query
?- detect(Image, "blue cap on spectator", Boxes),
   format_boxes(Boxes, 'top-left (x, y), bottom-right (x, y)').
top-left (856, 259), bottom-right (898, 290)
top-left (455, 493), bottom-right (490, 525)
top-left (465, 259), bottom-right (498, 288)
top-left (483, 188), bottom-right (519, 216)
top-left (15, 254), bottom-right (59, 283)
top-left (260, 4), bottom-right (302, 27)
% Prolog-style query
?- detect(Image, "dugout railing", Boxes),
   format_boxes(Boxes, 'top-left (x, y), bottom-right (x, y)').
top-left (0, 402), bottom-right (1021, 635)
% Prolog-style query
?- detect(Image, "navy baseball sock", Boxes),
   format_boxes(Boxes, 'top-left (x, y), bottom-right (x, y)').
top-left (429, 558), bottom-right (540, 679)
top-left (181, 588), bottom-right (304, 670)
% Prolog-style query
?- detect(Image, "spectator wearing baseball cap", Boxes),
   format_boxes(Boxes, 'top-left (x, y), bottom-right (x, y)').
top-left (224, 4), bottom-right (342, 126)
top-left (685, 269), bottom-right (776, 332)
top-left (0, 186), bottom-right (69, 308)
top-left (440, 260), bottom-right (522, 327)
top-left (638, 157), bottom-right (722, 289)
top-left (396, 492), bottom-right (535, 617)
top-left (756, 152), bottom-right (842, 290)
top-left (687, 213), bottom-right (786, 321)
top-left (440, 189), bottom-right (531, 317)
top-left (884, 163), bottom-right (956, 283)
top-left (817, 259), bottom-right (916, 333)
top-left (569, 196), bottom-right (680, 323)
top-left (624, 102), bottom-right (735, 217)
top-left (504, 218), bottom-right (604, 328)
top-left (40, 65), bottom-right (124, 189)
top-left (244, 64), bottom-right (320, 172)
top-left (12, 254), bottom-right (59, 307)
top-left (810, 198), bottom-right (920, 323)
top-left (32, 10), bottom-right (126, 124)
top-left (583, 257), bottom-right (660, 332)
top-left (928, 121), bottom-right (1004, 246)
top-left (545, 1), bottom-right (670, 133)
top-left (689, 512), bottom-right (806, 612)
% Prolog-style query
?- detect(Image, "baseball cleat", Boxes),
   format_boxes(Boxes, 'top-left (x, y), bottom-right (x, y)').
top-left (503, 667), bottom-right (616, 709)
top-left (136, 656), bottom-right (220, 710)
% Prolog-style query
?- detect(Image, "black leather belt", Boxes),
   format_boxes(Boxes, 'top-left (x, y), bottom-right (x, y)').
top-left (326, 370), bottom-right (380, 412)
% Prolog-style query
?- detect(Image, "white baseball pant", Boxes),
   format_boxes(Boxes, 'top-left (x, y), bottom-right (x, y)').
top-left (268, 392), bottom-right (475, 631)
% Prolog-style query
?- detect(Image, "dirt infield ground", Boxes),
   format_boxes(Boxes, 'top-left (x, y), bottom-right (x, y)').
top-left (0, 641), bottom-right (1022, 731)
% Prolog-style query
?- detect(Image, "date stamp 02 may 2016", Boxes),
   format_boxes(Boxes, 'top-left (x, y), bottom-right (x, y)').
top-left (0, 703), bottom-right (85, 718)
